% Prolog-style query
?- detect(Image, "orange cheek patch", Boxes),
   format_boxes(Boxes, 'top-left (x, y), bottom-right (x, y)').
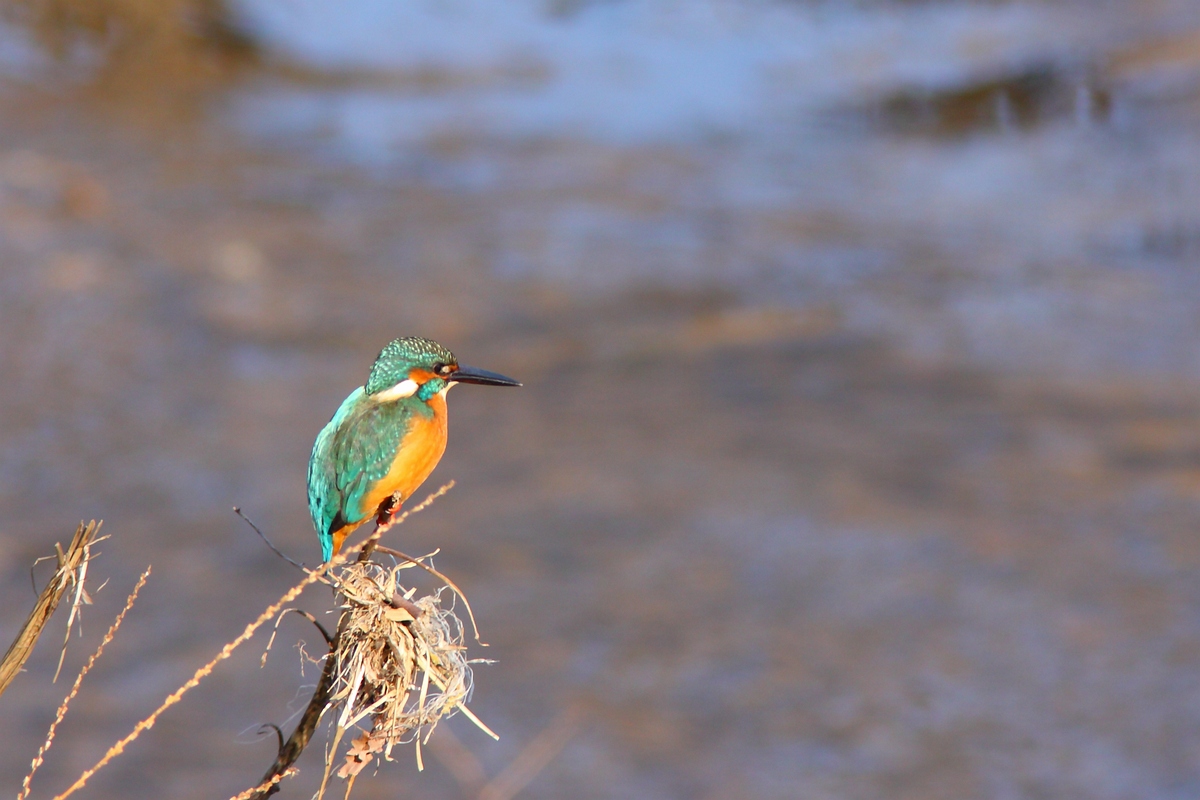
top-left (408, 368), bottom-right (438, 383)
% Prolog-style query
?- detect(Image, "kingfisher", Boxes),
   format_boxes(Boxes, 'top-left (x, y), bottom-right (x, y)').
top-left (307, 336), bottom-right (521, 561)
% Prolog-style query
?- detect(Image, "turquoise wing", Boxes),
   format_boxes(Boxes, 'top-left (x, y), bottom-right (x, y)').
top-left (308, 388), bottom-right (362, 559)
top-left (307, 388), bottom-right (414, 560)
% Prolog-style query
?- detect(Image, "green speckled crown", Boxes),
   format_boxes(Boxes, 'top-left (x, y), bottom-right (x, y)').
top-left (365, 337), bottom-right (456, 395)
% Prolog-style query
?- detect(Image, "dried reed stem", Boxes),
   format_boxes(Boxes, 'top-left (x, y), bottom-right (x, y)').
top-left (51, 557), bottom-right (340, 800)
top-left (53, 528), bottom-right (96, 683)
top-left (20, 566), bottom-right (151, 800)
top-left (0, 521), bottom-right (101, 698)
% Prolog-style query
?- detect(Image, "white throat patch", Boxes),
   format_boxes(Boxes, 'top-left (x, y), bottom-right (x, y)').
top-left (374, 378), bottom-right (419, 402)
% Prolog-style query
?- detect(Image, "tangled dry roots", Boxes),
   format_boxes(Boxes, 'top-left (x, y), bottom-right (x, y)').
top-left (330, 560), bottom-right (479, 779)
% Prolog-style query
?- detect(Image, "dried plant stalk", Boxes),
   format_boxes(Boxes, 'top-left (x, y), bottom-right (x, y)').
top-left (52, 553), bottom-right (341, 800)
top-left (20, 566), bottom-right (151, 800)
top-left (0, 521), bottom-right (102, 699)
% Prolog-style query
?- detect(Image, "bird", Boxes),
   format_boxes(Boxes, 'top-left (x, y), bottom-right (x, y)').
top-left (308, 336), bottom-right (520, 561)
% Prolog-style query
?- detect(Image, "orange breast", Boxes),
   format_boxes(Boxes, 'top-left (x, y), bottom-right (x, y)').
top-left (360, 392), bottom-right (448, 520)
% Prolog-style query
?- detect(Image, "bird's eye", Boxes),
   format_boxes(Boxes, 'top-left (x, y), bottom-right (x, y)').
top-left (433, 362), bottom-right (453, 376)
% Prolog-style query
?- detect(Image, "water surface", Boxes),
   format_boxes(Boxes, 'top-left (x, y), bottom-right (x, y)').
top-left (1, 1), bottom-right (1200, 798)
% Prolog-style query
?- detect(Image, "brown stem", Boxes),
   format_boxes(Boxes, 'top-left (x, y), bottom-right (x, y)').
top-left (248, 631), bottom-right (340, 799)
top-left (248, 526), bottom-right (383, 798)
top-left (0, 521), bottom-right (101, 700)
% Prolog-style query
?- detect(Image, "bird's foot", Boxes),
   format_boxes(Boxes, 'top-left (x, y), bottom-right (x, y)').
top-left (374, 491), bottom-right (404, 533)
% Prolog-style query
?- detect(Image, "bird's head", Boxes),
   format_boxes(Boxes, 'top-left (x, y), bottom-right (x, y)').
top-left (366, 336), bottom-right (521, 403)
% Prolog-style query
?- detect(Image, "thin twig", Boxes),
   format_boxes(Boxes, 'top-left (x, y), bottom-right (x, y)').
top-left (260, 723), bottom-right (284, 753)
top-left (235, 507), bottom-right (306, 572)
top-left (261, 609), bottom-right (335, 668)
top-left (21, 566), bottom-right (151, 800)
top-left (53, 531), bottom-right (102, 682)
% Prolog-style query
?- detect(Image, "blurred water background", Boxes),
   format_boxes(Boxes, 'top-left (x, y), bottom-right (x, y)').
top-left (2, 1), bottom-right (1200, 797)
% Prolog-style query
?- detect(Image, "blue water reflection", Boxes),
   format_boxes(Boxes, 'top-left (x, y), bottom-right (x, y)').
top-left (232, 0), bottom-right (1087, 146)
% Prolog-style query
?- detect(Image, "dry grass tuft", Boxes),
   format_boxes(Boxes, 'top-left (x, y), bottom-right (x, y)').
top-left (323, 558), bottom-right (492, 792)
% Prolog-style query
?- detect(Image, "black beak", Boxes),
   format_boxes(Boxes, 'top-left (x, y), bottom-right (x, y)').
top-left (451, 364), bottom-right (522, 387)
